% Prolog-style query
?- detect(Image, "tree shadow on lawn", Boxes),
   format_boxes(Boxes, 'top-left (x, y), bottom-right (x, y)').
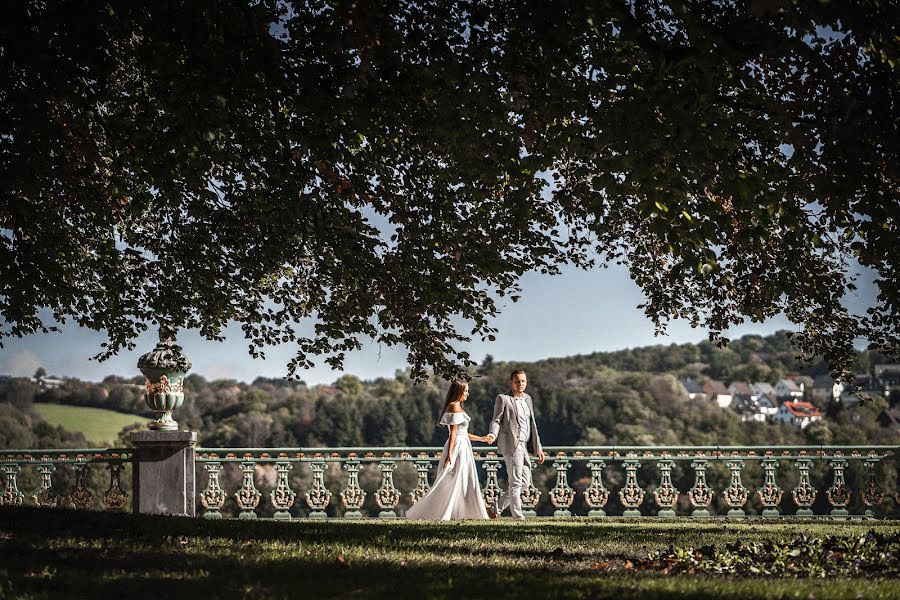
top-left (0, 523), bottom-right (641, 599)
top-left (3, 506), bottom-right (896, 545)
top-left (2, 542), bottom-right (889, 600)
top-left (2, 507), bottom-right (899, 599)
top-left (1, 506), bottom-right (674, 546)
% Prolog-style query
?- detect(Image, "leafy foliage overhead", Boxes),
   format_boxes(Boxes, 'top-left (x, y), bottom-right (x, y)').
top-left (1, 1), bottom-right (897, 379)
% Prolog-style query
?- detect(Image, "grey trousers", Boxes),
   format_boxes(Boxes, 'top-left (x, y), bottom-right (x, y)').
top-left (498, 442), bottom-right (531, 519)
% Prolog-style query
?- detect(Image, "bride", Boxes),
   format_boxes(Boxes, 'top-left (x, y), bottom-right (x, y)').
top-left (405, 380), bottom-right (491, 520)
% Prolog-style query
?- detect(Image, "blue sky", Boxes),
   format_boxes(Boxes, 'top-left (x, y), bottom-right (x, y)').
top-left (4, 259), bottom-right (868, 385)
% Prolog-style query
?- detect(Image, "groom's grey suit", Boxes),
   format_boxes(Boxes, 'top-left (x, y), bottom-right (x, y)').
top-left (488, 392), bottom-right (543, 519)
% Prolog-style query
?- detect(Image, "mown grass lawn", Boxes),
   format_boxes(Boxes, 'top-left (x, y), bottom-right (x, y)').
top-left (0, 507), bottom-right (898, 599)
top-left (32, 403), bottom-right (150, 445)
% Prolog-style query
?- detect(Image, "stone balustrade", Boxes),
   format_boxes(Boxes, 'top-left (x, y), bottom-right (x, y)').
top-left (194, 445), bottom-right (899, 519)
top-left (0, 448), bottom-right (132, 510)
top-left (2, 444), bottom-right (897, 520)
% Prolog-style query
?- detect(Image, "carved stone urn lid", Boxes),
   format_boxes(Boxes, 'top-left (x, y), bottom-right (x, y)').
top-left (137, 325), bottom-right (192, 373)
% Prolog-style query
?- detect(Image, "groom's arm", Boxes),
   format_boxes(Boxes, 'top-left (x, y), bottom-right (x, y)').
top-left (528, 397), bottom-right (545, 462)
top-left (487, 395), bottom-right (503, 441)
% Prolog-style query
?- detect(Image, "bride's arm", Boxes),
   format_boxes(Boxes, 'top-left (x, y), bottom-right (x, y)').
top-left (446, 424), bottom-right (458, 464)
top-left (467, 433), bottom-right (486, 442)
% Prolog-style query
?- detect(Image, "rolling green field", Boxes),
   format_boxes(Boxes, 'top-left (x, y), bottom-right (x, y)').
top-left (0, 507), bottom-right (898, 599)
top-left (32, 403), bottom-right (150, 446)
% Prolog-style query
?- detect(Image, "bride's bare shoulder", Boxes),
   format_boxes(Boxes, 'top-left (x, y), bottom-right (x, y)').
top-left (448, 400), bottom-right (464, 414)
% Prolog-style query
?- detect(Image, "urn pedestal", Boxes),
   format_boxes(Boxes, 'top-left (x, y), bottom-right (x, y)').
top-left (130, 430), bottom-right (197, 517)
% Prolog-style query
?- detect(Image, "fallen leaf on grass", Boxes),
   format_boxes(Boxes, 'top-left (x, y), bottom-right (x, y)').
top-left (590, 561), bottom-right (610, 570)
top-left (623, 560), bottom-right (634, 570)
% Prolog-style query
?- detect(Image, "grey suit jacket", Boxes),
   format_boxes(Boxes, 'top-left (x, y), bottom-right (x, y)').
top-left (488, 392), bottom-right (543, 457)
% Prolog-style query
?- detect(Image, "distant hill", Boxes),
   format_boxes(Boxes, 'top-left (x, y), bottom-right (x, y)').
top-left (32, 403), bottom-right (150, 446)
top-left (1, 330), bottom-right (895, 450)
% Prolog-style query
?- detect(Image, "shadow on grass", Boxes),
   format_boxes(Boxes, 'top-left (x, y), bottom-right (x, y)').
top-left (1, 507), bottom-right (899, 600)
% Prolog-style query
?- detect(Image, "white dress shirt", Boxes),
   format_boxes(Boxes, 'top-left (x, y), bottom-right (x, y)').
top-left (515, 395), bottom-right (530, 443)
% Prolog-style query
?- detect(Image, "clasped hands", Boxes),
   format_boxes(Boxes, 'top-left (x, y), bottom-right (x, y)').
top-left (480, 434), bottom-right (546, 464)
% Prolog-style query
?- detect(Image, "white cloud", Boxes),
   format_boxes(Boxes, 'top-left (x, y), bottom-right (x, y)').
top-left (0, 349), bottom-right (45, 377)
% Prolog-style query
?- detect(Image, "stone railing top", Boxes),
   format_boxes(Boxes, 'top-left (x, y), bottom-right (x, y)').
top-left (191, 444), bottom-right (898, 462)
top-left (0, 448), bottom-right (134, 462)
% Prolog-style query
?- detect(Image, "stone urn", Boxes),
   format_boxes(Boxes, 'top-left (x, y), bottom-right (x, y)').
top-left (138, 326), bottom-right (192, 431)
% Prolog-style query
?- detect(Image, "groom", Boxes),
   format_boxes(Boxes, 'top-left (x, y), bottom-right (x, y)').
top-left (485, 369), bottom-right (546, 520)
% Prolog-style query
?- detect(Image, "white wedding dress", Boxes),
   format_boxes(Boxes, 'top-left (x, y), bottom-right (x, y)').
top-left (405, 411), bottom-right (489, 520)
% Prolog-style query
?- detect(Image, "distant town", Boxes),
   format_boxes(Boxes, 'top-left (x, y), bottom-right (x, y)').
top-left (678, 364), bottom-right (900, 429)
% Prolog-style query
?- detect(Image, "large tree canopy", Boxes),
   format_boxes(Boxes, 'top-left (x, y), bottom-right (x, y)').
top-left (1, 1), bottom-right (897, 380)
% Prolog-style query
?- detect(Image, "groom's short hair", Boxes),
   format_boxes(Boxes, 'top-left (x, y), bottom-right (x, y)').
top-left (509, 369), bottom-right (526, 380)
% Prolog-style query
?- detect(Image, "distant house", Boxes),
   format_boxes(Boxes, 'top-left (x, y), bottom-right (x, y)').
top-left (678, 377), bottom-right (707, 401)
top-left (874, 364), bottom-right (900, 385)
top-left (877, 407), bottom-right (900, 431)
top-left (772, 401), bottom-right (822, 429)
top-left (731, 392), bottom-right (778, 423)
top-left (874, 364), bottom-right (900, 401)
top-left (703, 380), bottom-right (733, 409)
top-left (839, 390), bottom-right (862, 406)
top-left (811, 375), bottom-right (844, 404)
top-left (31, 375), bottom-right (64, 390)
top-left (757, 393), bottom-right (778, 417)
top-left (731, 396), bottom-right (762, 422)
top-left (774, 378), bottom-right (804, 402)
top-left (853, 373), bottom-right (877, 391)
top-left (751, 382), bottom-right (776, 399)
top-left (728, 381), bottom-right (756, 401)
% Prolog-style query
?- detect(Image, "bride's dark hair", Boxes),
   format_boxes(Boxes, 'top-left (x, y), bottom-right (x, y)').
top-left (436, 380), bottom-right (468, 426)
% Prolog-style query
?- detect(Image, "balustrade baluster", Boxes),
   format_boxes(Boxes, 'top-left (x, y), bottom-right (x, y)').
top-left (862, 458), bottom-right (885, 518)
top-left (482, 460), bottom-right (503, 512)
top-left (724, 460), bottom-right (748, 517)
top-left (757, 458), bottom-right (783, 517)
top-left (235, 460), bottom-right (262, 519)
top-left (270, 461), bottom-right (296, 520)
top-left (69, 463), bottom-right (92, 509)
top-left (791, 458), bottom-right (816, 518)
top-left (410, 460), bottom-right (432, 506)
top-left (688, 459), bottom-right (714, 517)
top-left (199, 461), bottom-right (226, 519)
top-left (341, 461), bottom-right (366, 518)
top-left (585, 460), bottom-right (610, 517)
top-left (375, 461), bottom-right (400, 519)
top-left (32, 463), bottom-right (58, 507)
top-left (654, 459), bottom-right (678, 517)
top-left (520, 457), bottom-right (540, 518)
top-left (827, 458), bottom-right (850, 518)
top-left (550, 458), bottom-right (574, 517)
top-left (619, 458), bottom-right (644, 517)
top-left (0, 463), bottom-right (24, 506)
top-left (305, 461), bottom-right (330, 519)
top-left (103, 462), bottom-right (128, 510)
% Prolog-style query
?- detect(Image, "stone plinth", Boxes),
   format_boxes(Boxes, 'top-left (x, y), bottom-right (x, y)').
top-left (130, 430), bottom-right (197, 517)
